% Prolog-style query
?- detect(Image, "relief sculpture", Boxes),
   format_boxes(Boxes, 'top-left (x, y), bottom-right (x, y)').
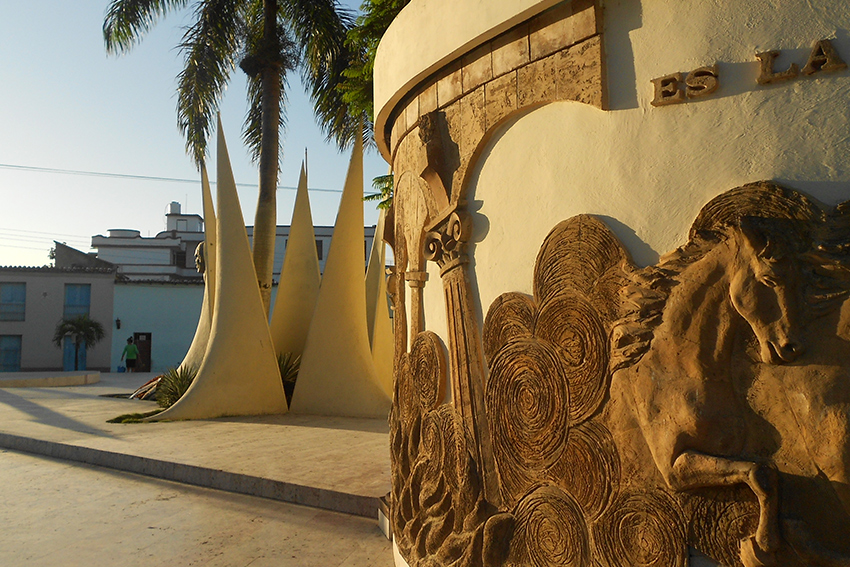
top-left (390, 181), bottom-right (850, 567)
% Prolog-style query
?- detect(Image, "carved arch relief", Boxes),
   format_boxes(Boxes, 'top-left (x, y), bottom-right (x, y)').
top-left (390, 181), bottom-right (850, 567)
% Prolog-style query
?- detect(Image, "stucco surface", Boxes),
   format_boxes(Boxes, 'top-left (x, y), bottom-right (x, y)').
top-left (292, 138), bottom-right (391, 419)
top-left (154, 121), bottom-right (286, 420)
top-left (269, 163), bottom-right (321, 359)
top-left (365, 210), bottom-right (394, 397)
top-left (0, 272), bottom-right (115, 371)
top-left (178, 165), bottom-right (215, 374)
top-left (466, 0), bottom-right (850, 325)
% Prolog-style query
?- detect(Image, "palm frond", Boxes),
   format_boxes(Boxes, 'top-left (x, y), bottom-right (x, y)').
top-left (239, 4), bottom-right (296, 163)
top-left (103, 0), bottom-right (190, 54)
top-left (279, 0), bottom-right (361, 149)
top-left (176, 0), bottom-right (245, 166)
top-left (52, 315), bottom-right (106, 349)
top-left (364, 173), bottom-right (393, 209)
top-left (242, 71), bottom-right (291, 163)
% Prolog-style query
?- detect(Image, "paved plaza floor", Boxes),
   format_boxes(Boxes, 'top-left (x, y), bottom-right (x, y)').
top-left (0, 373), bottom-right (392, 566)
top-left (0, 449), bottom-right (391, 567)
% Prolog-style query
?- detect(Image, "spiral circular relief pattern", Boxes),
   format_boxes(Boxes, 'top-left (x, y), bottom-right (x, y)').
top-left (550, 420), bottom-right (620, 520)
top-left (483, 292), bottom-right (536, 363)
top-left (410, 331), bottom-right (447, 412)
top-left (511, 484), bottom-right (590, 567)
top-left (534, 291), bottom-right (609, 424)
top-left (589, 267), bottom-right (631, 324)
top-left (421, 404), bottom-right (467, 491)
top-left (486, 338), bottom-right (570, 506)
top-left (534, 215), bottom-right (628, 303)
top-left (592, 489), bottom-right (688, 567)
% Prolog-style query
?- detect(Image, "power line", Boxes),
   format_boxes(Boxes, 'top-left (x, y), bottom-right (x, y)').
top-left (0, 243), bottom-right (53, 252)
top-left (0, 227), bottom-right (91, 239)
top-left (0, 236), bottom-right (88, 247)
top-left (0, 163), bottom-right (380, 195)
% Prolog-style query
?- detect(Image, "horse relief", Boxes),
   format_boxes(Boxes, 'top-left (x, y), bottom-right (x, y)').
top-left (479, 182), bottom-right (850, 567)
top-left (391, 181), bottom-right (850, 567)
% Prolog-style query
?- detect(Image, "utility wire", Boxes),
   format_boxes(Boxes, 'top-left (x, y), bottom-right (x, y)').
top-left (0, 163), bottom-right (380, 196)
top-left (0, 243), bottom-right (53, 252)
top-left (0, 227), bottom-right (91, 239)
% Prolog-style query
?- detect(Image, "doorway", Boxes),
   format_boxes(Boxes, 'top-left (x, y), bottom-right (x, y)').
top-left (133, 332), bottom-right (152, 372)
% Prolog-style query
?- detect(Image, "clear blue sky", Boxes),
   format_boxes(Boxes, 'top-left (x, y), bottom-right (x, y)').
top-left (0, 1), bottom-right (388, 267)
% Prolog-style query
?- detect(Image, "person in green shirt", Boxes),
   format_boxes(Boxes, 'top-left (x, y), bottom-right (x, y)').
top-left (121, 337), bottom-right (139, 373)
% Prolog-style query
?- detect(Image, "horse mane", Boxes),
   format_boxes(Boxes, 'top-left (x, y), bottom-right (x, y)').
top-left (610, 230), bottom-right (722, 373)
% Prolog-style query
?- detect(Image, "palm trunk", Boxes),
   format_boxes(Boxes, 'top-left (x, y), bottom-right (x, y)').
top-left (253, 0), bottom-right (281, 316)
top-left (74, 341), bottom-right (80, 371)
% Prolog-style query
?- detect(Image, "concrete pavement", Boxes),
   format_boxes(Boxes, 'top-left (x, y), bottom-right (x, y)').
top-left (0, 448), bottom-right (391, 567)
top-left (0, 373), bottom-right (390, 517)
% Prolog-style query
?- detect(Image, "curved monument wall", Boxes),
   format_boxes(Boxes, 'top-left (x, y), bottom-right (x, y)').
top-left (470, 0), bottom-right (850, 314)
top-left (377, 0), bottom-right (850, 343)
top-left (376, 1), bottom-right (850, 566)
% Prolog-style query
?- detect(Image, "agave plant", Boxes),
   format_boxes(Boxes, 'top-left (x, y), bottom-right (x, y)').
top-left (277, 352), bottom-right (300, 404)
top-left (156, 366), bottom-right (198, 409)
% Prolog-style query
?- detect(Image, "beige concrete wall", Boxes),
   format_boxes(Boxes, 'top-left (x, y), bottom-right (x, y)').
top-left (0, 271), bottom-right (114, 371)
top-left (377, 0), bottom-right (850, 348)
top-left (469, 0), bottom-right (850, 316)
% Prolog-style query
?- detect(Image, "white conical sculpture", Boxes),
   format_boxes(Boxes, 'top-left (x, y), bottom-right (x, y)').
top-left (269, 161), bottom-right (321, 358)
top-left (153, 117), bottom-right (287, 420)
top-left (365, 209), bottom-right (394, 397)
top-left (179, 165), bottom-right (216, 373)
top-left (290, 134), bottom-right (392, 418)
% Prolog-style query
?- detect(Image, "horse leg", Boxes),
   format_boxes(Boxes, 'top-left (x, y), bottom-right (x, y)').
top-left (668, 450), bottom-right (780, 559)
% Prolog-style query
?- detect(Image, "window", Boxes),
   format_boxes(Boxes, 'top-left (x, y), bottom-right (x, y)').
top-left (316, 239), bottom-right (324, 260)
top-left (0, 283), bottom-right (25, 321)
top-left (0, 335), bottom-right (22, 372)
top-left (173, 250), bottom-right (187, 267)
top-left (64, 284), bottom-right (91, 318)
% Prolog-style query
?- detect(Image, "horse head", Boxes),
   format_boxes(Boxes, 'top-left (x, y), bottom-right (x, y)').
top-left (728, 216), bottom-right (806, 364)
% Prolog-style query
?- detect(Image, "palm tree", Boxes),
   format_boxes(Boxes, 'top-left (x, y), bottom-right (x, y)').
top-left (363, 172), bottom-right (393, 209)
top-left (103, 0), bottom-right (353, 313)
top-left (53, 315), bottom-right (106, 371)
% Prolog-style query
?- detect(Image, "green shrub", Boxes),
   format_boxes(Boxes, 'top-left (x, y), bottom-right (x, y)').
top-left (107, 409), bottom-right (163, 423)
top-left (278, 352), bottom-right (300, 405)
top-left (156, 366), bottom-right (198, 409)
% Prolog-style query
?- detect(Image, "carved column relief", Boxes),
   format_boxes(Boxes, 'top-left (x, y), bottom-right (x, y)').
top-left (386, 1), bottom-right (608, 565)
top-left (423, 209), bottom-right (500, 506)
top-left (396, 173), bottom-right (431, 343)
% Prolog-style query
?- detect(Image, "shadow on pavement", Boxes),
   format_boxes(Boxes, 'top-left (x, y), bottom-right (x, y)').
top-left (0, 389), bottom-right (117, 438)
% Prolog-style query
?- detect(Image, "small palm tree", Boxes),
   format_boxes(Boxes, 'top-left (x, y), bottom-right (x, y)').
top-left (53, 315), bottom-right (106, 371)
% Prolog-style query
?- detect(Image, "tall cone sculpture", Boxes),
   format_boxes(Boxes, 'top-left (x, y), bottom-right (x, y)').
top-left (291, 135), bottom-right (391, 418)
top-left (269, 161), bottom-right (321, 358)
top-left (179, 165), bottom-right (216, 373)
top-left (153, 118), bottom-right (287, 420)
top-left (365, 208), bottom-right (394, 397)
